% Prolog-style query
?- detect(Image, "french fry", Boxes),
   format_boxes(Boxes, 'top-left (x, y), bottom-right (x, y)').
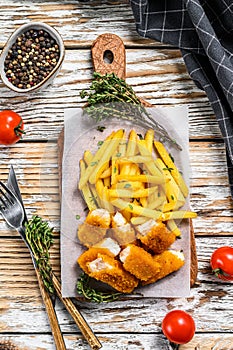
top-left (144, 129), bottom-right (154, 154)
top-left (130, 216), bottom-right (149, 225)
top-left (154, 140), bottom-right (189, 197)
top-left (116, 174), bottom-right (166, 184)
top-left (137, 139), bottom-right (163, 178)
top-left (118, 131), bottom-right (127, 157)
top-left (119, 155), bottom-right (152, 164)
top-left (167, 219), bottom-right (182, 237)
top-left (79, 131), bottom-right (116, 189)
top-left (89, 184), bottom-right (101, 208)
top-left (79, 160), bottom-right (98, 210)
top-left (111, 198), bottom-right (162, 220)
top-left (89, 129), bottom-right (124, 185)
top-left (108, 186), bottom-right (158, 199)
top-left (78, 128), bottom-right (196, 238)
top-left (162, 210), bottom-right (197, 221)
top-left (111, 155), bottom-right (119, 186)
top-left (140, 197), bottom-right (148, 208)
top-left (113, 181), bottom-right (144, 191)
top-left (83, 150), bottom-right (93, 166)
top-left (102, 186), bottom-right (114, 213)
top-left (103, 176), bottom-right (111, 188)
top-left (126, 129), bottom-right (138, 157)
top-left (155, 158), bottom-right (185, 211)
top-left (100, 166), bottom-right (112, 179)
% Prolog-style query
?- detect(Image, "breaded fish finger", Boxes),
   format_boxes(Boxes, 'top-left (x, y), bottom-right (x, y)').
top-left (136, 219), bottom-right (176, 254)
top-left (120, 244), bottom-right (160, 281)
top-left (142, 250), bottom-right (185, 285)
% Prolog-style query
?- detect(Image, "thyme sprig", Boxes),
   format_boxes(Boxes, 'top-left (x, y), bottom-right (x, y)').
top-left (81, 72), bottom-right (181, 150)
top-left (25, 215), bottom-right (55, 295)
top-left (77, 273), bottom-right (122, 303)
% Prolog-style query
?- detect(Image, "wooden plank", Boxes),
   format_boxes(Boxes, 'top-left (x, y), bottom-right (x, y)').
top-left (1, 333), bottom-right (233, 350)
top-left (0, 0), bottom-right (160, 48)
top-left (0, 48), bottom-right (218, 140)
top-left (0, 140), bottom-right (232, 235)
top-left (1, 278), bottom-right (233, 333)
top-left (1, 236), bottom-right (233, 336)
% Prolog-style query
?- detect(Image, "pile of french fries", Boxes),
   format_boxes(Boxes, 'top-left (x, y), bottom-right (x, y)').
top-left (78, 128), bottom-right (196, 236)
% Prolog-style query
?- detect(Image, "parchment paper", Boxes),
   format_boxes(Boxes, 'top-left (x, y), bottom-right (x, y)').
top-left (61, 106), bottom-right (190, 298)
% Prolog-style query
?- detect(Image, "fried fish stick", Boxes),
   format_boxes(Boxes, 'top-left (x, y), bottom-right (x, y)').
top-left (77, 223), bottom-right (107, 247)
top-left (119, 244), bottom-right (160, 281)
top-left (78, 247), bottom-right (115, 274)
top-left (77, 209), bottom-right (111, 247)
top-left (136, 219), bottom-right (176, 254)
top-left (142, 250), bottom-right (185, 285)
top-left (87, 253), bottom-right (139, 293)
top-left (110, 212), bottom-right (136, 245)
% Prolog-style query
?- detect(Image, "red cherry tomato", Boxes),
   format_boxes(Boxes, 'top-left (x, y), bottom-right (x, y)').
top-left (210, 246), bottom-right (233, 281)
top-left (0, 110), bottom-right (25, 145)
top-left (162, 310), bottom-right (195, 345)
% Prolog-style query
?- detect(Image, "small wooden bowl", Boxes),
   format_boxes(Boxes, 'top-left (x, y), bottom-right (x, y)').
top-left (0, 22), bottom-right (65, 93)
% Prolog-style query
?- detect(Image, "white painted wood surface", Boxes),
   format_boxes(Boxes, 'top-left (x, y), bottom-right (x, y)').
top-left (0, 1), bottom-right (233, 349)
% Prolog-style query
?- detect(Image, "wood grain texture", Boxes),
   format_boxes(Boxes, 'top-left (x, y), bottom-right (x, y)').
top-left (0, 1), bottom-right (233, 349)
top-left (0, 48), bottom-right (214, 141)
top-left (0, 0), bottom-right (157, 48)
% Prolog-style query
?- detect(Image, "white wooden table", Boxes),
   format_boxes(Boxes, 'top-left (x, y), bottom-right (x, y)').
top-left (0, 1), bottom-right (233, 349)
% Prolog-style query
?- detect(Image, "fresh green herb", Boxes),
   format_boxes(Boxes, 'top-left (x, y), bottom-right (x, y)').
top-left (76, 215), bottom-right (81, 220)
top-left (169, 153), bottom-right (175, 163)
top-left (90, 195), bottom-right (97, 204)
top-left (25, 215), bottom-right (55, 295)
top-left (81, 72), bottom-right (182, 150)
top-left (171, 195), bottom-right (175, 200)
top-left (113, 166), bottom-right (117, 173)
top-left (91, 161), bottom-right (98, 166)
top-left (163, 166), bottom-right (174, 172)
top-left (128, 204), bottom-right (133, 210)
top-left (77, 273), bottom-right (122, 303)
top-left (115, 152), bottom-right (122, 157)
top-left (97, 140), bottom-right (104, 147)
top-left (97, 125), bottom-right (106, 132)
top-left (124, 183), bottom-right (131, 188)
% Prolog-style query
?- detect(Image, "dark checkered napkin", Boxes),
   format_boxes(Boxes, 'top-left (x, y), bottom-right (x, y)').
top-left (130, 0), bottom-right (233, 197)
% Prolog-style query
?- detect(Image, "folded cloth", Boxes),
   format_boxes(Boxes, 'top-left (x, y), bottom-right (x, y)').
top-left (130, 0), bottom-right (233, 197)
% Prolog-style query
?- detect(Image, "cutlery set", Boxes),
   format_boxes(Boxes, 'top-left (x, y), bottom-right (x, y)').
top-left (0, 165), bottom-right (102, 350)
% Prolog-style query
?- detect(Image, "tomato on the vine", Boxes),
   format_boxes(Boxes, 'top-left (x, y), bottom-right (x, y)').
top-left (0, 110), bottom-right (25, 145)
top-left (210, 246), bottom-right (233, 281)
top-left (162, 310), bottom-right (195, 345)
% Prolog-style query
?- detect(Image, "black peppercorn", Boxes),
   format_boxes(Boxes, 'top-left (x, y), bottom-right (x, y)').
top-left (4, 28), bottom-right (60, 90)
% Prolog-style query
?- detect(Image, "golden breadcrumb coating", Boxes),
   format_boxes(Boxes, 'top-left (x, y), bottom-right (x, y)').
top-left (86, 208), bottom-right (111, 228)
top-left (120, 244), bottom-right (160, 281)
top-left (109, 224), bottom-right (136, 246)
top-left (78, 247), bottom-right (114, 274)
top-left (87, 253), bottom-right (139, 293)
top-left (137, 222), bottom-right (176, 254)
top-left (142, 250), bottom-right (185, 285)
top-left (77, 222), bottom-right (107, 247)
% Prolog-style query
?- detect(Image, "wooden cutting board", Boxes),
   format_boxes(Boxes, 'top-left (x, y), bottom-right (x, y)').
top-left (58, 33), bottom-right (198, 287)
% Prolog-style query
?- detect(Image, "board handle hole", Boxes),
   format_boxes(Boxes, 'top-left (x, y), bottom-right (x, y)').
top-left (103, 50), bottom-right (114, 64)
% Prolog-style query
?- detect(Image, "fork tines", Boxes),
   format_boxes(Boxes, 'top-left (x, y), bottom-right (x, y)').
top-left (0, 181), bottom-right (14, 208)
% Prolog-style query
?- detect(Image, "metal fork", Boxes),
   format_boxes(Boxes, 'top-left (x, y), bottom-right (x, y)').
top-left (0, 181), bottom-right (32, 255)
top-left (0, 180), bottom-right (67, 350)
